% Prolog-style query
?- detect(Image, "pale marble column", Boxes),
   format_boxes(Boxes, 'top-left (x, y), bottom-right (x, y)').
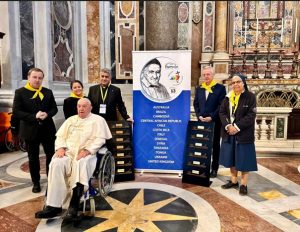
top-left (145, 1), bottom-right (178, 50)
top-left (214, 1), bottom-right (227, 53)
top-left (212, 1), bottom-right (229, 80)
top-left (86, 1), bottom-right (100, 84)
top-left (33, 1), bottom-right (53, 88)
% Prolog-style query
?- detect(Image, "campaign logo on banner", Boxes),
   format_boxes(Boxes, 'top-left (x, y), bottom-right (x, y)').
top-left (139, 57), bottom-right (184, 103)
top-left (133, 51), bottom-right (191, 173)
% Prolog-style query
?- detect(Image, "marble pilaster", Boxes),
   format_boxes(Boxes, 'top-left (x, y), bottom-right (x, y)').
top-left (33, 1), bottom-right (53, 88)
top-left (145, 1), bottom-right (178, 50)
top-left (19, 1), bottom-right (34, 81)
top-left (212, 1), bottom-right (229, 80)
top-left (191, 1), bottom-right (202, 86)
top-left (87, 1), bottom-right (100, 83)
top-left (100, 1), bottom-right (111, 70)
top-left (214, 1), bottom-right (227, 54)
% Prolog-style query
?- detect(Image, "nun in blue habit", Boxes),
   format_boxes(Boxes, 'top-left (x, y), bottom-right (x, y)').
top-left (218, 74), bottom-right (257, 196)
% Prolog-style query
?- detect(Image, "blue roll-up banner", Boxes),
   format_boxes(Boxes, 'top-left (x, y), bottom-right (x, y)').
top-left (133, 51), bottom-right (191, 173)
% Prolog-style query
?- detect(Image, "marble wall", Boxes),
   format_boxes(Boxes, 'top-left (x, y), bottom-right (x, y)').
top-left (145, 1), bottom-right (178, 50)
top-left (52, 1), bottom-right (75, 82)
top-left (19, 1), bottom-right (34, 80)
top-left (87, 1), bottom-right (100, 84)
top-left (115, 1), bottom-right (140, 80)
top-left (191, 2), bottom-right (202, 87)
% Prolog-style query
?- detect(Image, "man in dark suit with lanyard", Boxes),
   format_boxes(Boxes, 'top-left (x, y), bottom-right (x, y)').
top-left (193, 66), bottom-right (226, 178)
top-left (13, 68), bottom-right (58, 193)
top-left (88, 68), bottom-right (133, 122)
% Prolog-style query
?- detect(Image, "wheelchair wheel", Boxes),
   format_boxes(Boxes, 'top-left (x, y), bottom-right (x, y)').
top-left (98, 152), bottom-right (115, 197)
top-left (19, 138), bottom-right (27, 152)
top-left (4, 128), bottom-right (15, 152)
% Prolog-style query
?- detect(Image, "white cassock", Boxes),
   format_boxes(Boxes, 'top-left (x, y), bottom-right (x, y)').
top-left (46, 113), bottom-right (112, 208)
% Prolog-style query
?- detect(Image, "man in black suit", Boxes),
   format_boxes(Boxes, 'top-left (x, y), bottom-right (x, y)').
top-left (193, 66), bottom-right (226, 178)
top-left (88, 68), bottom-right (132, 122)
top-left (13, 68), bottom-right (58, 193)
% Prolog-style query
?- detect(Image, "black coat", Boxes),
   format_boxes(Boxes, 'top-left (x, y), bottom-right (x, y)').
top-left (88, 84), bottom-right (129, 121)
top-left (12, 87), bottom-right (58, 141)
top-left (193, 83), bottom-right (226, 122)
top-left (219, 91), bottom-right (256, 144)
top-left (63, 97), bottom-right (80, 119)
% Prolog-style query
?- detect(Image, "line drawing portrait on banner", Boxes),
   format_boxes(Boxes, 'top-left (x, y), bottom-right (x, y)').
top-left (140, 57), bottom-right (184, 103)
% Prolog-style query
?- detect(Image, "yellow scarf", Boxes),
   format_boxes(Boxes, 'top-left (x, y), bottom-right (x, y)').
top-left (201, 80), bottom-right (217, 93)
top-left (229, 91), bottom-right (241, 113)
top-left (24, 82), bottom-right (44, 100)
top-left (70, 92), bottom-right (84, 98)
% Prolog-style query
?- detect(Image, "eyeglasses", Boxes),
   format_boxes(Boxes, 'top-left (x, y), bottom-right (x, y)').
top-left (231, 80), bottom-right (242, 85)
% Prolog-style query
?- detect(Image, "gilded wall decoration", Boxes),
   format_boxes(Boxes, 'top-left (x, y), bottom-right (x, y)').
top-left (231, 1), bottom-right (297, 50)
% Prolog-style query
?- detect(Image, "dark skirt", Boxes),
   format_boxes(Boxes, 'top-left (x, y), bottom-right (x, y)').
top-left (219, 136), bottom-right (258, 172)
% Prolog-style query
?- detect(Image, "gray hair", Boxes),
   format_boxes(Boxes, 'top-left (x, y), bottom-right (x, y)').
top-left (202, 66), bottom-right (214, 75)
top-left (100, 68), bottom-right (111, 77)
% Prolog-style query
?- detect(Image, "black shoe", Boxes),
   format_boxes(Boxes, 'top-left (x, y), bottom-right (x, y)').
top-left (221, 180), bottom-right (239, 189)
top-left (210, 170), bottom-right (217, 178)
top-left (239, 185), bottom-right (248, 196)
top-left (32, 182), bottom-right (41, 193)
top-left (35, 206), bottom-right (62, 219)
top-left (64, 207), bottom-right (78, 221)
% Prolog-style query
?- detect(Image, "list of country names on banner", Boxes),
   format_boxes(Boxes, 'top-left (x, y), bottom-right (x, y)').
top-left (140, 105), bottom-right (182, 165)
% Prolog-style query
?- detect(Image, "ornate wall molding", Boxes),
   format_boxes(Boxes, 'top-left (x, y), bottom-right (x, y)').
top-left (177, 1), bottom-right (192, 49)
top-left (202, 1), bottom-right (215, 53)
top-left (192, 1), bottom-right (202, 24)
top-left (87, 1), bottom-right (100, 83)
top-left (115, 1), bottom-right (139, 80)
top-left (52, 1), bottom-right (75, 82)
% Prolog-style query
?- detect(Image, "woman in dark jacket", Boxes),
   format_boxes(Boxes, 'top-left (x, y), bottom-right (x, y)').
top-left (63, 80), bottom-right (85, 119)
top-left (219, 74), bottom-right (257, 196)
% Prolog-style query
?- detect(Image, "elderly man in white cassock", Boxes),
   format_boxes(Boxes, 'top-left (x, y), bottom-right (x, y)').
top-left (35, 98), bottom-right (112, 219)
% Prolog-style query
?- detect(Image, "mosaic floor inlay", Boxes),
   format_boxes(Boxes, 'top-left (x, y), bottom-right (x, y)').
top-left (0, 151), bottom-right (300, 232)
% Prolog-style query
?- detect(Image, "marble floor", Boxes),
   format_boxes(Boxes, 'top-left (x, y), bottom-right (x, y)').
top-left (0, 150), bottom-right (300, 232)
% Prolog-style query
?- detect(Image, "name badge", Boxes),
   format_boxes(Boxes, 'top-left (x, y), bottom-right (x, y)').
top-left (99, 104), bottom-right (106, 114)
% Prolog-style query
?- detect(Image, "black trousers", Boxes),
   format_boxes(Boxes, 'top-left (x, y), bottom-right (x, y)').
top-left (26, 134), bottom-right (55, 184)
top-left (211, 119), bottom-right (221, 172)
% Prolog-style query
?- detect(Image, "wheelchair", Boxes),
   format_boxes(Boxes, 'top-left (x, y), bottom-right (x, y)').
top-left (81, 146), bottom-right (115, 216)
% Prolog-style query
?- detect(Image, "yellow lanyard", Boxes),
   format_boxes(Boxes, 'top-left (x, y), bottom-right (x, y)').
top-left (201, 80), bottom-right (217, 93)
top-left (229, 91), bottom-right (241, 113)
top-left (24, 82), bottom-right (44, 100)
top-left (100, 85), bottom-right (109, 103)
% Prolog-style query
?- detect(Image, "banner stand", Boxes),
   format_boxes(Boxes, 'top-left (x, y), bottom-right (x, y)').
top-left (133, 50), bottom-right (191, 173)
